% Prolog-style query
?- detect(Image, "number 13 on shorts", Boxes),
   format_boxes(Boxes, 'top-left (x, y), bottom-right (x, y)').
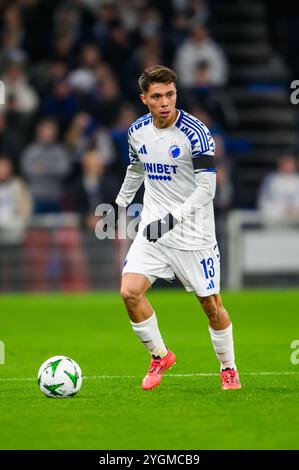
top-left (200, 257), bottom-right (215, 279)
top-left (199, 245), bottom-right (220, 293)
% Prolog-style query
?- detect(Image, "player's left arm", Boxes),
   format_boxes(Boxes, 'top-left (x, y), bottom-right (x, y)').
top-left (171, 167), bottom-right (216, 223)
top-left (144, 167), bottom-right (216, 242)
top-left (144, 129), bottom-right (216, 242)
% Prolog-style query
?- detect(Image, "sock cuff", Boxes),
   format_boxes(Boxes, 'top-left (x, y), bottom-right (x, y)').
top-left (130, 311), bottom-right (156, 327)
top-left (209, 322), bottom-right (232, 336)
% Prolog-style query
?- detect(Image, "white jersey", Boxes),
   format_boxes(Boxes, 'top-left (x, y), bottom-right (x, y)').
top-left (116, 109), bottom-right (217, 250)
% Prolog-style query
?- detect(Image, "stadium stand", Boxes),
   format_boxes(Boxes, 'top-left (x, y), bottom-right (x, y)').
top-left (0, 0), bottom-right (298, 291)
top-left (211, 0), bottom-right (298, 208)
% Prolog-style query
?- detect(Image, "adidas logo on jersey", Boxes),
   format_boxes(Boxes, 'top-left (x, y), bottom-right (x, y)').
top-left (207, 279), bottom-right (215, 290)
top-left (138, 144), bottom-right (148, 155)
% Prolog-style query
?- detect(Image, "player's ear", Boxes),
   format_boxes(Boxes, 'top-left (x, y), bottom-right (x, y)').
top-left (140, 93), bottom-right (147, 106)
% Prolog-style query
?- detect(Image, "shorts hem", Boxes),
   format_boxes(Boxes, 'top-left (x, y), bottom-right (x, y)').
top-left (185, 286), bottom-right (220, 296)
top-left (122, 270), bottom-right (156, 286)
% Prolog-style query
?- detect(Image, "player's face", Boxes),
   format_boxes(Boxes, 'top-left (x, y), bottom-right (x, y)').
top-left (140, 82), bottom-right (178, 128)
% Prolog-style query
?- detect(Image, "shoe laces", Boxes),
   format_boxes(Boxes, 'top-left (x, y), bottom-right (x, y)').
top-left (148, 357), bottom-right (162, 374)
top-left (222, 369), bottom-right (237, 384)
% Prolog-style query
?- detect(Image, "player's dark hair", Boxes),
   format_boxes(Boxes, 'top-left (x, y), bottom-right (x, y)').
top-left (138, 65), bottom-right (177, 93)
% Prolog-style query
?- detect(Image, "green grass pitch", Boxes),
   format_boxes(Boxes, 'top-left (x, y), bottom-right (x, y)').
top-left (1, 289), bottom-right (299, 450)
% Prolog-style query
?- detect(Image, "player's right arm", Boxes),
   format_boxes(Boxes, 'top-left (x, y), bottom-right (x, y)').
top-left (115, 139), bottom-right (145, 208)
top-left (102, 134), bottom-right (144, 228)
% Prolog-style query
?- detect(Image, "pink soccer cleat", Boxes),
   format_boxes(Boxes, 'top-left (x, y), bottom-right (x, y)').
top-left (142, 350), bottom-right (176, 390)
top-left (221, 368), bottom-right (241, 390)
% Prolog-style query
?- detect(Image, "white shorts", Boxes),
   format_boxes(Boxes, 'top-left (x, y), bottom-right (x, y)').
top-left (122, 237), bottom-right (220, 297)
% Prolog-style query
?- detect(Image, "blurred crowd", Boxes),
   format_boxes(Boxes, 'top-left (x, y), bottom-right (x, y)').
top-left (1, 0), bottom-right (298, 223)
top-left (0, 0), bottom-right (237, 232)
top-left (0, 0), bottom-right (298, 292)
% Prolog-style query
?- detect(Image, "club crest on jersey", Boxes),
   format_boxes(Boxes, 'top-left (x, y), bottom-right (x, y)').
top-left (169, 144), bottom-right (180, 159)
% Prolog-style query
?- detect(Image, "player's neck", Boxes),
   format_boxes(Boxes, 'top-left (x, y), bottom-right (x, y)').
top-left (152, 109), bottom-right (179, 129)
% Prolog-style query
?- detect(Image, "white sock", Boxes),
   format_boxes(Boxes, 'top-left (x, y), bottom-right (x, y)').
top-left (130, 312), bottom-right (168, 358)
top-left (209, 323), bottom-right (237, 371)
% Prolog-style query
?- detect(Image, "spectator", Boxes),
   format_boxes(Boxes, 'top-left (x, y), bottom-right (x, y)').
top-left (110, 103), bottom-right (139, 176)
top-left (65, 112), bottom-right (95, 162)
top-left (70, 148), bottom-right (119, 229)
top-left (173, 22), bottom-right (229, 88)
top-left (94, 72), bottom-right (124, 126)
top-left (36, 61), bottom-right (70, 99)
top-left (102, 21), bottom-right (132, 81)
top-left (257, 153), bottom-right (299, 223)
top-left (92, 2), bottom-right (120, 44)
top-left (0, 4), bottom-right (24, 56)
top-left (118, 0), bottom-right (142, 33)
top-left (1, 50), bottom-right (39, 114)
top-left (64, 112), bottom-right (114, 175)
top-left (50, 31), bottom-right (77, 67)
top-left (139, 5), bottom-right (163, 39)
top-left (77, 43), bottom-right (102, 70)
top-left (185, 61), bottom-right (239, 129)
top-left (164, 11), bottom-right (190, 64)
top-left (68, 43), bottom-right (101, 96)
top-left (52, 0), bottom-right (95, 48)
top-left (0, 155), bottom-right (32, 291)
top-left (21, 119), bottom-right (71, 213)
top-left (44, 76), bottom-right (78, 132)
top-left (0, 111), bottom-right (25, 172)
top-left (0, 155), bottom-right (32, 242)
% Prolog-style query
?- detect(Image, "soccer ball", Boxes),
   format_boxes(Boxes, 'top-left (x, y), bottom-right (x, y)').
top-left (38, 355), bottom-right (82, 398)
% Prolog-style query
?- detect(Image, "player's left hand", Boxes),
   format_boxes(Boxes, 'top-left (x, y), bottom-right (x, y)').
top-left (144, 213), bottom-right (178, 242)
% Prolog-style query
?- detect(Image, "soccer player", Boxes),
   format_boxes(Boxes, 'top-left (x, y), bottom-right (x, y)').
top-left (108, 65), bottom-right (241, 391)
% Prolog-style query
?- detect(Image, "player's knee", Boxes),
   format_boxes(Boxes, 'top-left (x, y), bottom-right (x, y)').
top-left (120, 284), bottom-right (143, 306)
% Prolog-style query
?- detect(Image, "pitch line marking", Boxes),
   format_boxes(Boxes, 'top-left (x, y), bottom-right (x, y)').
top-left (1, 371), bottom-right (299, 382)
